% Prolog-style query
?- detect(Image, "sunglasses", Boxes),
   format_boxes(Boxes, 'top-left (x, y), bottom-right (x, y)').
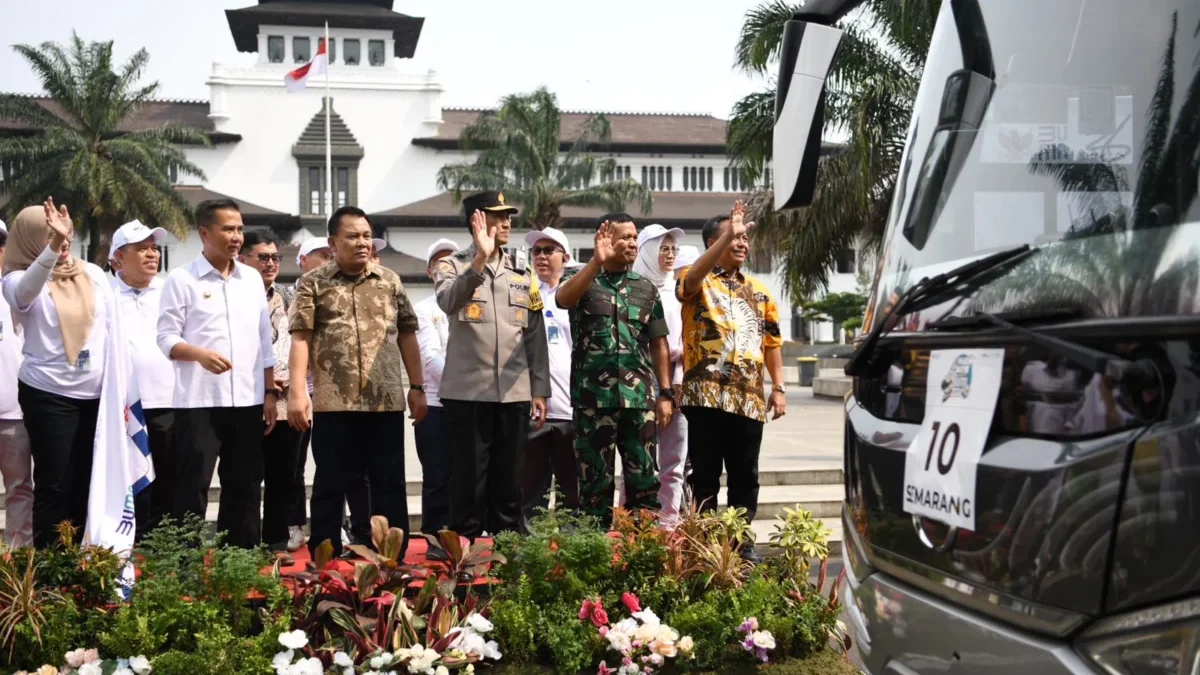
top-left (531, 246), bottom-right (564, 257)
top-left (254, 254), bottom-right (282, 263)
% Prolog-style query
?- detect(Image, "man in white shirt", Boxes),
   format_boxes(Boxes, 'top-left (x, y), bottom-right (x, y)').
top-left (519, 227), bottom-right (578, 533)
top-left (0, 226), bottom-right (32, 548)
top-left (413, 238), bottom-right (458, 538)
top-left (108, 220), bottom-right (174, 542)
top-left (157, 199), bottom-right (277, 549)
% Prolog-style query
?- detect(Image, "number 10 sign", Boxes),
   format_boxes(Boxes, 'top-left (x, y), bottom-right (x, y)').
top-left (902, 348), bottom-right (1004, 532)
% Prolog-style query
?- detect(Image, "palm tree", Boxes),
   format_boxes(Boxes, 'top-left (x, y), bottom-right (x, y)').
top-left (436, 87), bottom-right (652, 231)
top-left (0, 34), bottom-right (209, 264)
top-left (729, 0), bottom-right (940, 300)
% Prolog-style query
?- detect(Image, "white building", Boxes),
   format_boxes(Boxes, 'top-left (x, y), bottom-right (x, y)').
top-left (1, 0), bottom-right (854, 342)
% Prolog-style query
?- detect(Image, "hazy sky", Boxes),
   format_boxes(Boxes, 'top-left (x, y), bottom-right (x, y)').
top-left (0, 0), bottom-right (776, 118)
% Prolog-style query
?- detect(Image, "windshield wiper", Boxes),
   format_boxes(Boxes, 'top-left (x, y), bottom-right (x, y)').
top-left (973, 312), bottom-right (1159, 386)
top-left (844, 244), bottom-right (1033, 377)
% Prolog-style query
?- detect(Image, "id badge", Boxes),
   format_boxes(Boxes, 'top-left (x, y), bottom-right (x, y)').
top-left (76, 349), bottom-right (91, 372)
top-left (547, 324), bottom-right (561, 345)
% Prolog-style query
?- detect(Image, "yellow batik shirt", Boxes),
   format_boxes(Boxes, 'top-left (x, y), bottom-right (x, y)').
top-left (675, 265), bottom-right (783, 422)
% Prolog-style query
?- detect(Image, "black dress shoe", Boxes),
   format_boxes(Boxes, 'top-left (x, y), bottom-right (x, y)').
top-left (739, 546), bottom-right (763, 565)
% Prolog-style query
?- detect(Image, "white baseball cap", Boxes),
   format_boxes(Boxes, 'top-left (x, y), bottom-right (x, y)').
top-left (372, 238), bottom-right (388, 254)
top-left (637, 223), bottom-right (685, 249)
top-left (0, 219), bottom-right (7, 234)
top-left (296, 237), bottom-right (331, 265)
top-left (109, 220), bottom-right (167, 261)
top-left (425, 238), bottom-right (460, 264)
top-left (674, 245), bottom-right (700, 270)
top-left (523, 227), bottom-right (571, 259)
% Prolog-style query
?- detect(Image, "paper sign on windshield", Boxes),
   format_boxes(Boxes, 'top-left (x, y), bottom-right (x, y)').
top-left (902, 349), bottom-right (1004, 531)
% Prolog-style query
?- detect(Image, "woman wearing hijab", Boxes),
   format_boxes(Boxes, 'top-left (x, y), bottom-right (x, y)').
top-left (1, 198), bottom-right (114, 547)
top-left (632, 224), bottom-right (689, 527)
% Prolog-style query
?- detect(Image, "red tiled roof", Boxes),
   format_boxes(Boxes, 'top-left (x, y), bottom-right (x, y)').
top-left (425, 109), bottom-right (729, 147)
top-left (0, 95), bottom-right (219, 134)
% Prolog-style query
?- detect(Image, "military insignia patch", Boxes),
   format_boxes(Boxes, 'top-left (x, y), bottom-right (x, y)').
top-left (498, 192), bottom-right (506, 205)
top-left (515, 308), bottom-right (526, 323)
top-left (464, 302), bottom-right (484, 321)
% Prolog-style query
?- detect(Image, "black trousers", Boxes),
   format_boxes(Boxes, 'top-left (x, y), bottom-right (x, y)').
top-left (309, 411), bottom-right (407, 558)
top-left (683, 406), bottom-right (764, 523)
top-left (413, 405), bottom-right (452, 534)
top-left (133, 408), bottom-right (176, 542)
top-left (520, 420), bottom-right (577, 534)
top-left (18, 382), bottom-right (98, 549)
top-left (172, 406), bottom-right (264, 549)
top-left (290, 429), bottom-right (310, 527)
top-left (443, 399), bottom-right (529, 539)
top-left (262, 421), bottom-right (303, 551)
top-left (344, 470), bottom-right (371, 543)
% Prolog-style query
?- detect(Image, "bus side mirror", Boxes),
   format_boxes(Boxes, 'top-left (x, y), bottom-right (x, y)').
top-left (773, 20), bottom-right (843, 212)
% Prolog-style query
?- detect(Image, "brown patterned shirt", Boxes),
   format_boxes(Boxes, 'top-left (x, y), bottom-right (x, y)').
top-left (289, 261), bottom-right (419, 413)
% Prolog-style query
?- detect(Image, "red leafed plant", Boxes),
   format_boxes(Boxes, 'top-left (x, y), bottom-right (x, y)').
top-left (420, 530), bottom-right (505, 598)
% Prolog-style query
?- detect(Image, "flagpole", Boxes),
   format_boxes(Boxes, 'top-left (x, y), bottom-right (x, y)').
top-left (324, 21), bottom-right (332, 216)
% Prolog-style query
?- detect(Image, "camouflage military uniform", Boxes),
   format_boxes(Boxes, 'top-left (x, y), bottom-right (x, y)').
top-left (565, 269), bottom-right (669, 527)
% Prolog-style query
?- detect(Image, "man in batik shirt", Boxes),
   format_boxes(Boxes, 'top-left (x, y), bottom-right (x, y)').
top-left (676, 200), bottom-right (785, 563)
top-left (555, 214), bottom-right (674, 529)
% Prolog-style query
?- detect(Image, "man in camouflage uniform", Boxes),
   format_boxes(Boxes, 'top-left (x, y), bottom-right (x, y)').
top-left (555, 214), bottom-right (675, 529)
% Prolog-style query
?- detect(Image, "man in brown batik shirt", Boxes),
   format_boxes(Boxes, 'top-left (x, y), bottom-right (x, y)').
top-left (287, 206), bottom-right (427, 559)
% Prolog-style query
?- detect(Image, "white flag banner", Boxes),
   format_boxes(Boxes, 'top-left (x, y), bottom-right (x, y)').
top-left (84, 285), bottom-right (154, 598)
top-left (284, 39), bottom-right (329, 93)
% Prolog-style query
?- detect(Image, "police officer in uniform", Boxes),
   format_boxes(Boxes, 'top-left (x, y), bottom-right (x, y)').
top-left (434, 191), bottom-right (550, 540)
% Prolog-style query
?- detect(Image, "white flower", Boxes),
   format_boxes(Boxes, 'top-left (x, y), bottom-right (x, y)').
top-left (648, 653), bottom-right (664, 666)
top-left (365, 671), bottom-right (383, 675)
top-left (65, 650), bottom-right (86, 669)
top-left (678, 636), bottom-right (694, 654)
top-left (333, 652), bottom-right (354, 668)
top-left (369, 655), bottom-right (389, 670)
top-left (632, 609), bottom-right (660, 626)
top-left (435, 668), bottom-right (449, 675)
top-left (483, 640), bottom-right (501, 661)
top-left (615, 618), bottom-right (639, 634)
top-left (273, 650), bottom-right (295, 673)
top-left (606, 629), bottom-right (632, 654)
top-left (78, 664), bottom-right (102, 675)
top-left (293, 657), bottom-right (324, 675)
top-left (279, 630), bottom-right (309, 651)
top-left (114, 669), bottom-right (135, 675)
top-left (466, 613), bottom-right (493, 634)
top-left (751, 630), bottom-right (776, 650)
top-left (342, 669), bottom-right (354, 675)
top-left (128, 656), bottom-right (152, 675)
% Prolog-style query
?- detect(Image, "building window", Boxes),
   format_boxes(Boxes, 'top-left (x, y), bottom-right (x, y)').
top-left (603, 165), bottom-right (631, 183)
top-left (726, 166), bottom-right (749, 192)
top-left (642, 166), bottom-right (648, 187)
top-left (706, 167), bottom-right (713, 191)
top-left (309, 167), bottom-right (322, 213)
top-left (666, 166), bottom-right (672, 190)
top-left (343, 39), bottom-right (361, 65)
top-left (368, 40), bottom-right (385, 66)
top-left (319, 37), bottom-right (336, 63)
top-left (835, 250), bottom-right (856, 274)
top-left (293, 37), bottom-right (311, 63)
top-left (267, 36), bottom-right (285, 63)
top-left (337, 167), bottom-right (349, 207)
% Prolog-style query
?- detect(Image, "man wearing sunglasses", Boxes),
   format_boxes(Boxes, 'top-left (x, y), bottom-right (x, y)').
top-left (239, 229), bottom-right (302, 565)
top-left (518, 227), bottom-right (580, 533)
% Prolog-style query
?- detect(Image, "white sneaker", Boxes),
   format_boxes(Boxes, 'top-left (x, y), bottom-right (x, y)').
top-left (287, 526), bottom-right (305, 552)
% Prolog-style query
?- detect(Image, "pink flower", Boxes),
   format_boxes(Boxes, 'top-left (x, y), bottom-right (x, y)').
top-left (83, 650), bottom-right (99, 665)
top-left (597, 662), bottom-right (613, 675)
top-left (599, 626), bottom-right (609, 638)
top-left (621, 592), bottom-right (641, 613)
top-left (65, 650), bottom-right (85, 669)
top-left (591, 604), bottom-right (609, 627)
top-left (579, 598), bottom-right (595, 621)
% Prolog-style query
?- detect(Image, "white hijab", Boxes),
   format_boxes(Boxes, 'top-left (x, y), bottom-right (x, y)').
top-left (633, 227), bottom-right (675, 290)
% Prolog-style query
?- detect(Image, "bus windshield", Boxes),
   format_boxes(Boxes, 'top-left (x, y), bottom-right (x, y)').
top-left (868, 0), bottom-right (1200, 333)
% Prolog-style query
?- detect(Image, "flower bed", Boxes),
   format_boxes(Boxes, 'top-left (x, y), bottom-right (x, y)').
top-left (0, 504), bottom-right (851, 675)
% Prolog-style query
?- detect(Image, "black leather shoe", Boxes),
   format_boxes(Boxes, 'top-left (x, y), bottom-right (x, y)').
top-left (740, 546), bottom-right (763, 565)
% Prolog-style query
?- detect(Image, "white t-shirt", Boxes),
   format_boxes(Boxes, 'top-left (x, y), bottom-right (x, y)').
top-left (414, 295), bottom-right (449, 407)
top-left (111, 274), bottom-right (176, 410)
top-left (1, 248), bottom-right (110, 400)
top-left (544, 281), bottom-right (573, 421)
top-left (0, 288), bottom-right (24, 420)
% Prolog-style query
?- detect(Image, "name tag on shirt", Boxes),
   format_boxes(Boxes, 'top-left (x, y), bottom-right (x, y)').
top-left (548, 324), bottom-right (561, 344)
top-left (76, 349), bottom-right (91, 372)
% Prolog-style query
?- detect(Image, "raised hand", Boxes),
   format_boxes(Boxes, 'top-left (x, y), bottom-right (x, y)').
top-left (43, 197), bottom-right (72, 251)
top-left (729, 200), bottom-right (752, 238)
top-left (592, 221), bottom-right (614, 265)
top-left (470, 209), bottom-right (496, 259)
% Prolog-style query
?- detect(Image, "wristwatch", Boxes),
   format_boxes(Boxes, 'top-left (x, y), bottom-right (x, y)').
top-left (410, 384), bottom-right (426, 392)
top-left (773, 384), bottom-right (787, 394)
top-left (658, 387), bottom-right (675, 402)
top-left (265, 388), bottom-right (280, 398)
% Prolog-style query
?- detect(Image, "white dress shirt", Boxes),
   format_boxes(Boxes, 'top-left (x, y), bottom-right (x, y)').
top-left (156, 255), bottom-right (276, 409)
top-left (111, 273), bottom-right (176, 410)
top-left (413, 294), bottom-right (449, 407)
top-left (1, 247), bottom-right (111, 400)
top-left (0, 287), bottom-right (24, 420)
top-left (544, 280), bottom-right (573, 421)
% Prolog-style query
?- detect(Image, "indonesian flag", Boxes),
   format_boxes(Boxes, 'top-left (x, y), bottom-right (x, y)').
top-left (285, 39), bottom-right (328, 92)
